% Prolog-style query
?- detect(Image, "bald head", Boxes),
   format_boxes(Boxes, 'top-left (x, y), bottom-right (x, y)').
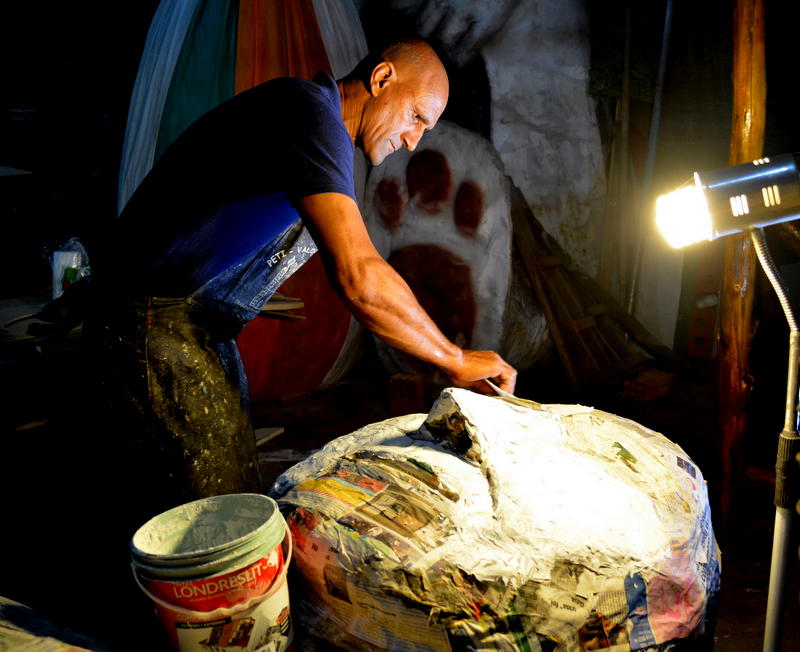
top-left (380, 39), bottom-right (449, 94)
top-left (347, 39), bottom-right (447, 91)
top-left (340, 39), bottom-right (449, 165)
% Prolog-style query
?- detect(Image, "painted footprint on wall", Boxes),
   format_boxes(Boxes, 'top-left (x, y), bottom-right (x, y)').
top-left (362, 120), bottom-right (550, 381)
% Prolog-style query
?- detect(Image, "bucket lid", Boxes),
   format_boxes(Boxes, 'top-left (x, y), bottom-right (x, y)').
top-left (130, 494), bottom-right (282, 566)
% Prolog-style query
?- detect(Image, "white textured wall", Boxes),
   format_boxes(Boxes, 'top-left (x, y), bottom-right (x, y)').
top-left (379, 0), bottom-right (608, 276)
top-left (481, 0), bottom-right (606, 278)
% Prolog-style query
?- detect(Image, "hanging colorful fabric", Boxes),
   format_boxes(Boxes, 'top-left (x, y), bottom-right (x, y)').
top-left (117, 0), bottom-right (369, 405)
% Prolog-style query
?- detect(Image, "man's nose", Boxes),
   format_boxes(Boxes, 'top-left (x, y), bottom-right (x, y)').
top-left (402, 124), bottom-right (426, 151)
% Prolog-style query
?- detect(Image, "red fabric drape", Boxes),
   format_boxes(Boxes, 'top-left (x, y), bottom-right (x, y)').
top-left (235, 0), bottom-right (331, 92)
top-left (234, 0), bottom-right (353, 406)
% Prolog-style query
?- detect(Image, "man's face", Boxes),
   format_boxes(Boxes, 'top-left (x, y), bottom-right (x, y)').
top-left (360, 72), bottom-right (448, 165)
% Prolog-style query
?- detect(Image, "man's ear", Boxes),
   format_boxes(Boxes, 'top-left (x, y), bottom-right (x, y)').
top-left (369, 61), bottom-right (396, 96)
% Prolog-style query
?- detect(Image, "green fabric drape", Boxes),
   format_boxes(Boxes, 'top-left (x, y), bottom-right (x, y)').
top-left (155, 0), bottom-right (239, 159)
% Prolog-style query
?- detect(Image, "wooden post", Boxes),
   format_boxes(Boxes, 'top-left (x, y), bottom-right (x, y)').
top-left (717, 0), bottom-right (766, 536)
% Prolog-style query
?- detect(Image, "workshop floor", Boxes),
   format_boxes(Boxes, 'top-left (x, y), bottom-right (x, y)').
top-left (2, 343), bottom-right (800, 651)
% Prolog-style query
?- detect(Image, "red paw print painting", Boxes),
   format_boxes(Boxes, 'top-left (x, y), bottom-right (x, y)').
top-left (364, 121), bottom-right (549, 377)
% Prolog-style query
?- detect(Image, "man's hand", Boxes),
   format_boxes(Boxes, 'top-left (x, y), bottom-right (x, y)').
top-left (444, 349), bottom-right (517, 395)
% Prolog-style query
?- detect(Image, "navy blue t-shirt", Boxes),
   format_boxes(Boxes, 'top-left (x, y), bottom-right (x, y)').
top-left (101, 72), bottom-right (355, 303)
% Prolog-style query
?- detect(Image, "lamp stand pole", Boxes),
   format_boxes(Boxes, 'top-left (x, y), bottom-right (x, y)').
top-left (749, 229), bottom-right (800, 652)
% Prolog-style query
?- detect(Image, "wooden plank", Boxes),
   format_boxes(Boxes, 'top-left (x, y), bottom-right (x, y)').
top-left (587, 304), bottom-right (609, 316)
top-left (510, 180), bottom-right (674, 395)
top-left (537, 255), bottom-right (562, 269)
top-left (511, 197), bottom-right (581, 392)
top-left (571, 316), bottom-right (597, 332)
top-left (255, 426), bottom-right (285, 448)
top-left (258, 310), bottom-right (307, 321)
top-left (552, 247), bottom-right (679, 369)
top-left (260, 300), bottom-right (305, 311)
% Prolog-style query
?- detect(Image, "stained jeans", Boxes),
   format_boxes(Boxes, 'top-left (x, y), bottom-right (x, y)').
top-left (84, 296), bottom-right (261, 524)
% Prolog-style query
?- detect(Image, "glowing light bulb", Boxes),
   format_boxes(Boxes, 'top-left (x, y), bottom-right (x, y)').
top-left (655, 184), bottom-right (713, 248)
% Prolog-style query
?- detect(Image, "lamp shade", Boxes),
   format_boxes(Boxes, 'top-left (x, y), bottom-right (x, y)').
top-left (656, 153), bottom-right (800, 248)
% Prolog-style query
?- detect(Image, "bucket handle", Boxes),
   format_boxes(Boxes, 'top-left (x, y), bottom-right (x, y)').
top-left (132, 525), bottom-right (292, 621)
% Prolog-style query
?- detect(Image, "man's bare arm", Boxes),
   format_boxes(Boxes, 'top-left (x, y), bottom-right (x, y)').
top-left (298, 192), bottom-right (517, 394)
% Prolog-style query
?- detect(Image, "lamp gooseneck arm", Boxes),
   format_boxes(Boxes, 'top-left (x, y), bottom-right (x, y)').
top-left (750, 228), bottom-right (800, 652)
top-left (750, 228), bottom-right (800, 437)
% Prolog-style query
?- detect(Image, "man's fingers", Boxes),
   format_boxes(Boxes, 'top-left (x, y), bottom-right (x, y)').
top-left (495, 371), bottom-right (517, 395)
top-left (450, 349), bottom-right (517, 396)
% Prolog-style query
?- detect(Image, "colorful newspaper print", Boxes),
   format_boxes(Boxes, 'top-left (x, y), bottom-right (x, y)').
top-left (275, 389), bottom-right (720, 651)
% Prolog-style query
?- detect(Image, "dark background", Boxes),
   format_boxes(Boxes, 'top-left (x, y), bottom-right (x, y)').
top-left (1, 2), bottom-right (159, 297)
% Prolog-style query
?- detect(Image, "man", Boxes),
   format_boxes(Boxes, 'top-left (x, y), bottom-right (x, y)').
top-left (86, 38), bottom-right (516, 516)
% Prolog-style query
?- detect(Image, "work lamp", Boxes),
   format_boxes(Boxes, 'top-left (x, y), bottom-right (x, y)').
top-left (655, 153), bottom-right (800, 652)
top-left (656, 154), bottom-right (800, 248)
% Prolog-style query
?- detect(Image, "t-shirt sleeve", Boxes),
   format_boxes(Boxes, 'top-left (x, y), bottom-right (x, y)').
top-left (283, 84), bottom-right (356, 202)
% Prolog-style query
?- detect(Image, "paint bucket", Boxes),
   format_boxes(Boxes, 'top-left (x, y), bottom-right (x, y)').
top-left (130, 493), bottom-right (293, 652)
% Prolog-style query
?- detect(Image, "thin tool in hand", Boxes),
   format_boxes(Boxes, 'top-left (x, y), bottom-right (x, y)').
top-left (485, 378), bottom-right (515, 398)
